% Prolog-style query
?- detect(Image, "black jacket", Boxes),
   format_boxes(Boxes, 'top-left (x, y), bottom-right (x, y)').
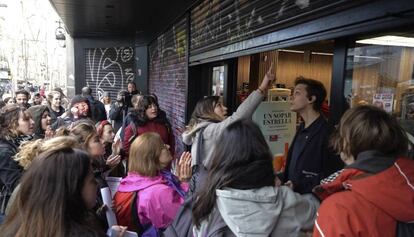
top-left (283, 116), bottom-right (344, 194)
top-left (87, 96), bottom-right (107, 123)
top-left (0, 139), bottom-right (22, 213)
top-left (109, 103), bottom-right (127, 133)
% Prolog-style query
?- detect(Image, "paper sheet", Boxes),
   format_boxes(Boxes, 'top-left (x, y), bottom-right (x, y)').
top-left (106, 176), bottom-right (122, 198)
top-left (106, 227), bottom-right (138, 237)
top-left (101, 187), bottom-right (118, 227)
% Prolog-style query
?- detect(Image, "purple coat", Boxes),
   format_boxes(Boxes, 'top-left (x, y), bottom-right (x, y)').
top-left (117, 172), bottom-right (188, 229)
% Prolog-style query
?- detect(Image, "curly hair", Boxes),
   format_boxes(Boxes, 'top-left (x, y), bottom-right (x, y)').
top-left (0, 104), bottom-right (30, 139)
top-left (14, 136), bottom-right (81, 170)
top-left (131, 95), bottom-right (170, 127)
top-left (1, 142), bottom-right (104, 237)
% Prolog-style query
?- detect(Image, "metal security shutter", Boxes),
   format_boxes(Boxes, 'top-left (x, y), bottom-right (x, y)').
top-left (85, 47), bottom-right (135, 101)
top-left (149, 17), bottom-right (188, 158)
top-left (190, 0), bottom-right (363, 56)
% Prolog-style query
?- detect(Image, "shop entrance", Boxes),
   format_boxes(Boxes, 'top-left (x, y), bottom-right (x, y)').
top-left (236, 40), bottom-right (334, 118)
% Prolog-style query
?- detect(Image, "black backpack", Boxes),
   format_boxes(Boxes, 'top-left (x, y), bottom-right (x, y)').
top-left (162, 126), bottom-right (208, 237)
top-left (397, 222), bottom-right (414, 237)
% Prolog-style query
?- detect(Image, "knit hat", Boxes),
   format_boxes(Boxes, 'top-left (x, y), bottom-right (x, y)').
top-left (70, 95), bottom-right (88, 108)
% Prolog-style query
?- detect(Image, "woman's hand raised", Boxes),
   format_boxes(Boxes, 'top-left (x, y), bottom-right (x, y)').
top-left (177, 151), bottom-right (192, 182)
top-left (258, 62), bottom-right (276, 94)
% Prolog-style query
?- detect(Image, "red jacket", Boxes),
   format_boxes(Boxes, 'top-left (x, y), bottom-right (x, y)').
top-left (123, 120), bottom-right (175, 159)
top-left (313, 152), bottom-right (414, 237)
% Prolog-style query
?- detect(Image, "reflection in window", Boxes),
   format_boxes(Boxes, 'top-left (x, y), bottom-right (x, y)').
top-left (212, 66), bottom-right (224, 96)
top-left (345, 35), bottom-right (414, 120)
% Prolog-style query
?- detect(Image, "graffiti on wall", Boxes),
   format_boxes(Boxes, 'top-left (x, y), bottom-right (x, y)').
top-left (149, 17), bottom-right (188, 159)
top-left (150, 25), bottom-right (187, 70)
top-left (190, 0), bottom-right (342, 51)
top-left (86, 47), bottom-right (134, 100)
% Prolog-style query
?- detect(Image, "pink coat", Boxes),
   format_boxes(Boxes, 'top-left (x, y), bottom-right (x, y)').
top-left (116, 172), bottom-right (188, 229)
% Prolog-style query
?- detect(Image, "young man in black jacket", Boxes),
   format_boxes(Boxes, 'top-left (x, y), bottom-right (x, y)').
top-left (283, 77), bottom-right (344, 194)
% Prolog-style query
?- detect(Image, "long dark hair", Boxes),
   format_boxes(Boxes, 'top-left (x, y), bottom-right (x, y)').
top-left (192, 120), bottom-right (275, 227)
top-left (0, 146), bottom-right (104, 237)
top-left (132, 95), bottom-right (169, 126)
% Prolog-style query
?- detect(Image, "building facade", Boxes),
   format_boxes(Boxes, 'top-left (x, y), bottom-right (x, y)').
top-left (55, 0), bottom-right (414, 157)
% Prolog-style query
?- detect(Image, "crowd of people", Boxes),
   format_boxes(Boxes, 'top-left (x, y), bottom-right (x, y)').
top-left (0, 71), bottom-right (413, 237)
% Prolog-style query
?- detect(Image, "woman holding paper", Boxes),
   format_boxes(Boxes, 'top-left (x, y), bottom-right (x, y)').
top-left (64, 121), bottom-right (121, 229)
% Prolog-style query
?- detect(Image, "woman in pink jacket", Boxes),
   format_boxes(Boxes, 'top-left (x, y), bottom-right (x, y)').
top-left (114, 132), bottom-right (191, 236)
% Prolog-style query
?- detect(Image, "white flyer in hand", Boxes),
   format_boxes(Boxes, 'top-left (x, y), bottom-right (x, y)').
top-left (106, 176), bottom-right (122, 198)
top-left (101, 187), bottom-right (118, 227)
top-left (107, 226), bottom-right (138, 237)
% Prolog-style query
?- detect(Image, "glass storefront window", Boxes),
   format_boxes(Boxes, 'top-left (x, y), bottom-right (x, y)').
top-left (212, 66), bottom-right (224, 96)
top-left (345, 35), bottom-right (414, 122)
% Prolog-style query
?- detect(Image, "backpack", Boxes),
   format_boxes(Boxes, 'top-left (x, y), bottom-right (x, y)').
top-left (162, 126), bottom-right (208, 237)
top-left (114, 191), bottom-right (160, 237)
top-left (397, 222), bottom-right (414, 237)
top-left (188, 126), bottom-right (208, 195)
top-left (114, 191), bottom-right (137, 232)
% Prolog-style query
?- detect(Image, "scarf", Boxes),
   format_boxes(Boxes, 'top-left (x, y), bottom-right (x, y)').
top-left (9, 134), bottom-right (34, 147)
top-left (160, 169), bottom-right (187, 198)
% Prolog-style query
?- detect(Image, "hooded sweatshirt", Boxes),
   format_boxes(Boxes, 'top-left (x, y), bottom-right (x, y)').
top-left (194, 186), bottom-right (319, 237)
top-left (27, 105), bottom-right (49, 139)
top-left (182, 90), bottom-right (264, 167)
top-left (313, 150), bottom-right (414, 237)
top-left (116, 172), bottom-right (188, 229)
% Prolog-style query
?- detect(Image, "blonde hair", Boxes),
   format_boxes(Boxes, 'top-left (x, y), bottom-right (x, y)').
top-left (14, 136), bottom-right (80, 170)
top-left (128, 132), bottom-right (164, 176)
top-left (131, 95), bottom-right (143, 109)
top-left (47, 91), bottom-right (61, 106)
top-left (69, 121), bottom-right (97, 149)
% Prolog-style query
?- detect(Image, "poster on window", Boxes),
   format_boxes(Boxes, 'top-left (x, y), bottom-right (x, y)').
top-left (252, 101), bottom-right (296, 157)
top-left (372, 93), bottom-right (394, 113)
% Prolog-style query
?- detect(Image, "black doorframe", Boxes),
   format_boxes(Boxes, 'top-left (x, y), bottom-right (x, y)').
top-left (186, 58), bottom-right (238, 122)
top-left (330, 38), bottom-right (349, 126)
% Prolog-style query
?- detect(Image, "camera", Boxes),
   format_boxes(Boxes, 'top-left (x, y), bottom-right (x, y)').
top-left (116, 92), bottom-right (131, 108)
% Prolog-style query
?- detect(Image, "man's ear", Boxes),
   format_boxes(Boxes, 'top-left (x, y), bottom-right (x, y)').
top-left (308, 95), bottom-right (316, 103)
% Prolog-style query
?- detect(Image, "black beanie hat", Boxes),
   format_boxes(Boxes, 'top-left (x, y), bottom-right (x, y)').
top-left (70, 95), bottom-right (88, 108)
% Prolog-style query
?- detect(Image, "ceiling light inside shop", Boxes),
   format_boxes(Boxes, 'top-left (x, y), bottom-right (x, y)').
top-left (278, 49), bottom-right (333, 55)
top-left (357, 36), bottom-right (414, 48)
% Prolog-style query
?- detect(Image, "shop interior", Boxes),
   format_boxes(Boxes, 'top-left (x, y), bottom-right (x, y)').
top-left (208, 32), bottom-right (414, 123)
